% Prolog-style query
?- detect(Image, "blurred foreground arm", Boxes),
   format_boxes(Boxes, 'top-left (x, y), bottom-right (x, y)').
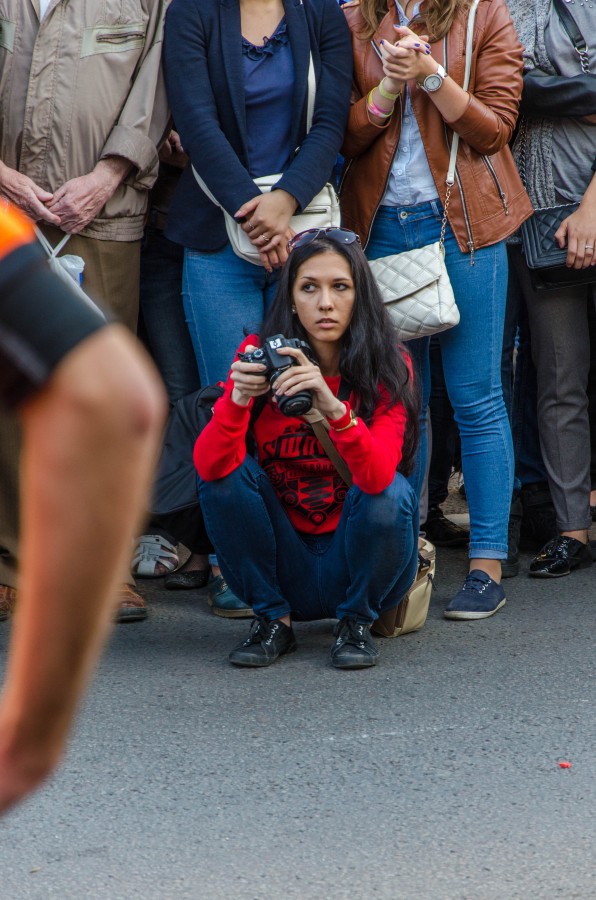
top-left (0, 210), bottom-right (166, 812)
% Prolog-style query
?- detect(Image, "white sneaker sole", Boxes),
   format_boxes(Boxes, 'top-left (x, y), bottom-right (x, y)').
top-left (444, 597), bottom-right (507, 620)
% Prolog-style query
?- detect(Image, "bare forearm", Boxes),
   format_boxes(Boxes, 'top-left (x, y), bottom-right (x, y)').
top-left (0, 327), bottom-right (165, 810)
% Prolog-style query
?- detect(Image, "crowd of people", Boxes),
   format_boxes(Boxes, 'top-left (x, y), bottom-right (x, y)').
top-left (2, 0), bottom-right (596, 681)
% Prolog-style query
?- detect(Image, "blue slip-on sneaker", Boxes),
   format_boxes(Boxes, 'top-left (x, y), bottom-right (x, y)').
top-left (444, 569), bottom-right (506, 620)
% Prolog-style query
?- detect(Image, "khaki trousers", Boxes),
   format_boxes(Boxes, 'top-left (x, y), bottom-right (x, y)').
top-left (0, 231), bottom-right (141, 588)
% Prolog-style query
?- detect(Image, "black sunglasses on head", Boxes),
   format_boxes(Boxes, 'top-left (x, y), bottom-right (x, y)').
top-left (287, 227), bottom-right (361, 253)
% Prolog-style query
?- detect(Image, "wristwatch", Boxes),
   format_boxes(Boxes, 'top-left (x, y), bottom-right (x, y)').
top-left (418, 64), bottom-right (447, 93)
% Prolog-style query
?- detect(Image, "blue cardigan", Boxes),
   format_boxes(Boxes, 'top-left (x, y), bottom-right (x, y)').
top-left (163, 0), bottom-right (352, 250)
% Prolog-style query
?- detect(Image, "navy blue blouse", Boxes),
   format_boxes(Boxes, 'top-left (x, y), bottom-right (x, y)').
top-left (243, 19), bottom-right (295, 178)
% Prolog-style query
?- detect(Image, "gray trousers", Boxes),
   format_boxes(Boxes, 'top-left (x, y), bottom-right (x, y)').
top-left (510, 246), bottom-right (595, 532)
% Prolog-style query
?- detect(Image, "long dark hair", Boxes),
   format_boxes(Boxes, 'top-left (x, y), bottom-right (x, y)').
top-left (261, 238), bottom-right (420, 476)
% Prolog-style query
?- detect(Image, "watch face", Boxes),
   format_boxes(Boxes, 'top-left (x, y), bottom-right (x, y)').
top-left (424, 73), bottom-right (443, 92)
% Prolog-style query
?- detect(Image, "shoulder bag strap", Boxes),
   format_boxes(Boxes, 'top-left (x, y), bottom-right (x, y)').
top-left (552, 0), bottom-right (591, 74)
top-left (441, 0), bottom-right (480, 246)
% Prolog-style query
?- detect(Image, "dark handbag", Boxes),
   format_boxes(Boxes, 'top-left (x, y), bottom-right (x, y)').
top-left (517, 0), bottom-right (596, 291)
top-left (151, 384), bottom-right (225, 515)
top-left (520, 203), bottom-right (596, 291)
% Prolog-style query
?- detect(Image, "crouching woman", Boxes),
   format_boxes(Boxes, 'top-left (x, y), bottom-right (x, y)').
top-left (194, 229), bottom-right (420, 669)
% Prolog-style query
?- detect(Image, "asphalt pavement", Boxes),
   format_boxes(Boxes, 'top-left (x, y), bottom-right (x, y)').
top-left (1, 541), bottom-right (595, 900)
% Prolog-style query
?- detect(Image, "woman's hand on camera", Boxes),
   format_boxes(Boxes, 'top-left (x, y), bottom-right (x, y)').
top-left (273, 347), bottom-right (346, 420)
top-left (381, 26), bottom-right (432, 85)
top-left (230, 346), bottom-right (270, 407)
top-left (555, 192), bottom-right (596, 269)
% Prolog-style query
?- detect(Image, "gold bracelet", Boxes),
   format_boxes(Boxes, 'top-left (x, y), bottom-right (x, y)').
top-left (378, 77), bottom-right (400, 102)
top-left (331, 409), bottom-right (359, 432)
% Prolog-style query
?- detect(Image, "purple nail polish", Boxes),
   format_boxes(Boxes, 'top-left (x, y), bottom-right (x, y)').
top-left (380, 39), bottom-right (385, 44)
top-left (425, 49), bottom-right (431, 54)
top-left (415, 42), bottom-right (420, 47)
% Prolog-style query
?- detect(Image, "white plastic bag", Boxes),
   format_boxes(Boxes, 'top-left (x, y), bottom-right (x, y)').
top-left (34, 228), bottom-right (105, 318)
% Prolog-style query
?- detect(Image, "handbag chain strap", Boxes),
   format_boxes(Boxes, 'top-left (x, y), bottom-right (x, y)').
top-left (440, 0), bottom-right (480, 250)
top-left (552, 0), bottom-right (591, 75)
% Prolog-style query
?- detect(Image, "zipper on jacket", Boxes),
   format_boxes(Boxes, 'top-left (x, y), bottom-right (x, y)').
top-left (482, 155), bottom-right (509, 216)
top-left (454, 167), bottom-right (475, 265)
top-left (97, 31), bottom-right (145, 43)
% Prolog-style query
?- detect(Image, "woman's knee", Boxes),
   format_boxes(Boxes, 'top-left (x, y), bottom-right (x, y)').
top-left (350, 474), bottom-right (417, 528)
top-left (198, 456), bottom-right (261, 507)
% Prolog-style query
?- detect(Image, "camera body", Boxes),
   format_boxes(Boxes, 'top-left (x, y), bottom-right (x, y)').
top-left (239, 334), bottom-right (313, 417)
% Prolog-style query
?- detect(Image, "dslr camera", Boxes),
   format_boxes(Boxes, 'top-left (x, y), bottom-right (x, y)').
top-left (239, 334), bottom-right (313, 416)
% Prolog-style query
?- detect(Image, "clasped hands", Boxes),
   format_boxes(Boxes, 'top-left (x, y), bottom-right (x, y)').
top-left (380, 25), bottom-right (437, 94)
top-left (0, 157), bottom-right (131, 233)
top-left (231, 345), bottom-right (346, 420)
top-left (234, 189), bottom-right (298, 272)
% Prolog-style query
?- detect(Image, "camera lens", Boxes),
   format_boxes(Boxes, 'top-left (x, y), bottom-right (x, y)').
top-left (277, 391), bottom-right (312, 417)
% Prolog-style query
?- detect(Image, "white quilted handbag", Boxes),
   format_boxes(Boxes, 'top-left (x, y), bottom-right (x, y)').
top-left (368, 242), bottom-right (458, 341)
top-left (367, 0), bottom-right (480, 342)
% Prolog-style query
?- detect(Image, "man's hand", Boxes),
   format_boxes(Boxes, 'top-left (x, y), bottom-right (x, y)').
top-left (0, 718), bottom-right (61, 814)
top-left (0, 162), bottom-right (61, 225)
top-left (158, 130), bottom-right (188, 169)
top-left (47, 157), bottom-right (132, 234)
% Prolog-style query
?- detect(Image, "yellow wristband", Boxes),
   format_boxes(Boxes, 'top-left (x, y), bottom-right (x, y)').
top-left (331, 410), bottom-right (359, 432)
top-left (378, 78), bottom-right (400, 102)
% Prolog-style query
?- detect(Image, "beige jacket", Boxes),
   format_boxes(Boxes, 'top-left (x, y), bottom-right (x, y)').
top-left (0, 0), bottom-right (170, 240)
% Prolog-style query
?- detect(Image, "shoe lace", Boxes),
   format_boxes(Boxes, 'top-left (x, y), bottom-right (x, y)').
top-left (242, 617), bottom-right (272, 646)
top-left (462, 573), bottom-right (491, 594)
top-left (337, 618), bottom-right (369, 649)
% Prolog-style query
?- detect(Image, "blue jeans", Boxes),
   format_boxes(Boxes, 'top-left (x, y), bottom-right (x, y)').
top-left (139, 226), bottom-right (200, 404)
top-left (367, 203), bottom-right (513, 559)
top-left (183, 242), bottom-right (280, 385)
top-left (198, 456), bottom-right (419, 624)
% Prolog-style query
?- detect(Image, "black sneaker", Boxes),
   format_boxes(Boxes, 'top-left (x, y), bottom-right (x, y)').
top-left (422, 506), bottom-right (469, 548)
top-left (228, 617), bottom-right (296, 668)
top-left (330, 618), bottom-right (379, 669)
top-left (502, 493), bottom-right (522, 579)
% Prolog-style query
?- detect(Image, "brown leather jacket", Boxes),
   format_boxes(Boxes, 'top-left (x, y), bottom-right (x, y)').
top-left (340, 0), bottom-right (533, 254)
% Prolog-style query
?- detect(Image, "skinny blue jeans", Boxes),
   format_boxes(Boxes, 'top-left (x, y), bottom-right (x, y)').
top-left (182, 242), bottom-right (280, 385)
top-left (198, 456), bottom-right (419, 624)
top-left (367, 202), bottom-right (513, 559)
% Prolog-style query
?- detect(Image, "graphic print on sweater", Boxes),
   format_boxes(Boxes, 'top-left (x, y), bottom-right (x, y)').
top-left (261, 421), bottom-right (348, 529)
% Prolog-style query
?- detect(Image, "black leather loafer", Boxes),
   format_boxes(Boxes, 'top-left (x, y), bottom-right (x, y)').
top-left (529, 536), bottom-right (592, 578)
top-left (164, 568), bottom-right (210, 590)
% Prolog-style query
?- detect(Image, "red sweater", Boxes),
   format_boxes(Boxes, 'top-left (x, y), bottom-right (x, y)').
top-left (194, 336), bottom-right (409, 534)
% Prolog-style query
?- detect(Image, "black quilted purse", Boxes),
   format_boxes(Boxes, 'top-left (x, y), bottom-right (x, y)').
top-left (520, 203), bottom-right (596, 291)
top-left (518, 0), bottom-right (596, 291)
